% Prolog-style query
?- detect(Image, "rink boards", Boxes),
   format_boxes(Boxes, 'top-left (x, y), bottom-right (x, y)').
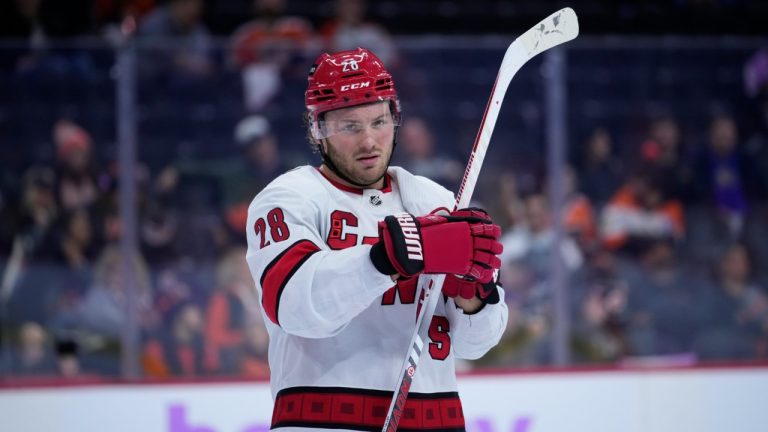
top-left (0, 365), bottom-right (766, 432)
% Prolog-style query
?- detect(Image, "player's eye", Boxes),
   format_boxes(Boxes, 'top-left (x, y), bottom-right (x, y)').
top-left (372, 118), bottom-right (387, 128)
top-left (339, 123), bottom-right (362, 134)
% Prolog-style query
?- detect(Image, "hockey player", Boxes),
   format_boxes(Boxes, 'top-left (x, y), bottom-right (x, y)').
top-left (246, 47), bottom-right (508, 431)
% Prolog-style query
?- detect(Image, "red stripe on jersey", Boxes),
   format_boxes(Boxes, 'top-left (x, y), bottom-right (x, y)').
top-left (272, 386), bottom-right (465, 431)
top-left (260, 240), bottom-right (321, 325)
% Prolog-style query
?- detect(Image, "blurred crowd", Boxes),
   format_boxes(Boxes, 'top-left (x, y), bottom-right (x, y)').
top-left (2, 0), bottom-right (768, 381)
top-left (0, 116), bottom-right (274, 378)
top-left (479, 108), bottom-right (768, 367)
top-left (0, 0), bottom-right (404, 380)
top-left (1, 0), bottom-right (766, 38)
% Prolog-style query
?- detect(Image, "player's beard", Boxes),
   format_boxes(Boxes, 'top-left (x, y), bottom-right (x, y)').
top-left (323, 139), bottom-right (393, 187)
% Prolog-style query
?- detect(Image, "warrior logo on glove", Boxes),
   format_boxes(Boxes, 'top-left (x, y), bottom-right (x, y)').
top-left (370, 208), bottom-right (503, 283)
top-left (394, 213), bottom-right (423, 260)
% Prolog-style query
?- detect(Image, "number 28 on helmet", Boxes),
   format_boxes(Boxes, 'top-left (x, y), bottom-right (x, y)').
top-left (305, 47), bottom-right (401, 140)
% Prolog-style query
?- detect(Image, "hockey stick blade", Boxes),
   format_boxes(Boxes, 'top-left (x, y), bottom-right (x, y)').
top-left (455, 6), bottom-right (579, 209)
top-left (381, 8), bottom-right (579, 432)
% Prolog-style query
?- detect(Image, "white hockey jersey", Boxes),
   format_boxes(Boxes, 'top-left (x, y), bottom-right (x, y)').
top-left (245, 165), bottom-right (508, 432)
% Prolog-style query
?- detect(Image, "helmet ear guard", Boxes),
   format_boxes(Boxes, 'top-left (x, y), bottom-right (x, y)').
top-left (305, 47), bottom-right (401, 140)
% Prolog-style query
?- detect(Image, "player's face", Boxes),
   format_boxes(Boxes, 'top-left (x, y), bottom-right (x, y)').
top-left (321, 101), bottom-right (395, 188)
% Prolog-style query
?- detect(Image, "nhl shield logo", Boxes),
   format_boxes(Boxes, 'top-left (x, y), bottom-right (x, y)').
top-left (369, 195), bottom-right (382, 206)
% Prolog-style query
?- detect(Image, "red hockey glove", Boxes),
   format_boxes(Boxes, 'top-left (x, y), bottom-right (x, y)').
top-left (442, 272), bottom-right (501, 304)
top-left (446, 207), bottom-right (503, 293)
top-left (369, 211), bottom-right (502, 282)
top-left (449, 207), bottom-right (493, 221)
top-left (435, 208), bottom-right (503, 302)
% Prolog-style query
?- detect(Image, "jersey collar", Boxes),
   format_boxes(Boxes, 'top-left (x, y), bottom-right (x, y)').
top-left (315, 167), bottom-right (393, 195)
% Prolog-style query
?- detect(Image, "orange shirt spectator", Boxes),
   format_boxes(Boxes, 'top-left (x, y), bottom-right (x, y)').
top-left (229, 15), bottom-right (313, 69)
top-left (143, 303), bottom-right (206, 377)
top-left (204, 247), bottom-right (255, 373)
top-left (239, 322), bottom-right (270, 379)
top-left (204, 290), bottom-right (245, 372)
top-left (228, 0), bottom-right (315, 111)
top-left (564, 194), bottom-right (598, 249)
top-left (601, 171), bottom-right (685, 252)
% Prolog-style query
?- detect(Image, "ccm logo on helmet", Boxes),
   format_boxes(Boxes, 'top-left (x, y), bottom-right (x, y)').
top-left (394, 213), bottom-right (423, 261)
top-left (340, 81), bottom-right (371, 92)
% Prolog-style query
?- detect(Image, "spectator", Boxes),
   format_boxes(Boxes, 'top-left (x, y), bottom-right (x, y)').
top-left (560, 165), bottom-right (598, 254)
top-left (14, 166), bottom-right (59, 257)
top-left (694, 243), bottom-right (768, 360)
top-left (139, 195), bottom-right (180, 268)
top-left (320, 0), bottom-right (398, 67)
top-left (577, 127), bottom-right (624, 208)
top-left (158, 114), bottom-right (292, 212)
top-left (53, 119), bottom-right (99, 212)
top-left (138, 0), bottom-right (214, 80)
top-left (143, 302), bottom-right (206, 377)
top-left (54, 338), bottom-right (83, 378)
top-left (486, 171), bottom-right (528, 233)
top-left (474, 260), bottom-right (547, 367)
top-left (44, 209), bottom-right (98, 321)
top-left (142, 268), bottom-right (196, 377)
top-left (53, 209), bottom-right (96, 274)
top-left (641, 116), bottom-right (682, 168)
top-left (393, 116), bottom-right (463, 191)
top-left (89, 160), bottom-right (152, 247)
top-left (228, 0), bottom-right (316, 111)
top-left (492, 191), bottom-right (586, 364)
top-left (232, 114), bottom-right (291, 197)
top-left (97, 0), bottom-right (156, 44)
top-left (742, 48), bottom-right (768, 284)
top-left (239, 319), bottom-right (270, 378)
top-left (744, 48), bottom-right (768, 101)
top-left (571, 249), bottom-right (630, 363)
top-left (0, 186), bottom-right (8, 260)
top-left (152, 114), bottom-right (297, 264)
top-left (638, 115), bottom-right (696, 201)
top-left (624, 239), bottom-right (707, 356)
top-left (600, 168), bottom-right (685, 256)
top-left (8, 321), bottom-right (57, 375)
top-left (691, 113), bottom-right (748, 236)
top-left (501, 193), bottom-right (584, 279)
top-left (743, 48), bottom-right (768, 200)
top-left (153, 267), bottom-right (195, 317)
top-left (59, 245), bottom-right (153, 341)
top-left (1, 166), bottom-right (59, 325)
top-left (204, 246), bottom-right (257, 374)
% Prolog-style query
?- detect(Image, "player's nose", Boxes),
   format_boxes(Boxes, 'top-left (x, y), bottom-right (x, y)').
top-left (358, 128), bottom-right (377, 150)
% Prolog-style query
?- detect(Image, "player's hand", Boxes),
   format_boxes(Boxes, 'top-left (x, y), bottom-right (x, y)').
top-left (369, 210), bottom-right (503, 282)
top-left (442, 273), bottom-right (501, 304)
top-left (446, 207), bottom-right (503, 295)
top-left (448, 207), bottom-right (494, 221)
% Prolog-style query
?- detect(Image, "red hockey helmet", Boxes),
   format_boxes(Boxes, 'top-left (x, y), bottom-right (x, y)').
top-left (305, 47), bottom-right (401, 140)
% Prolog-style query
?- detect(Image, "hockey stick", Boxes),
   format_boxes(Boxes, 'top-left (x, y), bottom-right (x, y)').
top-left (381, 8), bottom-right (579, 432)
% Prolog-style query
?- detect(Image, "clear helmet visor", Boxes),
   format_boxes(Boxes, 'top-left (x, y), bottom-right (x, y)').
top-left (311, 114), bottom-right (401, 140)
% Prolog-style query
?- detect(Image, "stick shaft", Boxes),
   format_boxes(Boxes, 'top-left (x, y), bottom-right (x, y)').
top-left (381, 9), bottom-right (579, 432)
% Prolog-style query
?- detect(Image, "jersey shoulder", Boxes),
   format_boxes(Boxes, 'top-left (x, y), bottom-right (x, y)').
top-left (259, 166), bottom-right (328, 196)
top-left (249, 166), bottom-right (328, 211)
top-left (388, 166), bottom-right (455, 211)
